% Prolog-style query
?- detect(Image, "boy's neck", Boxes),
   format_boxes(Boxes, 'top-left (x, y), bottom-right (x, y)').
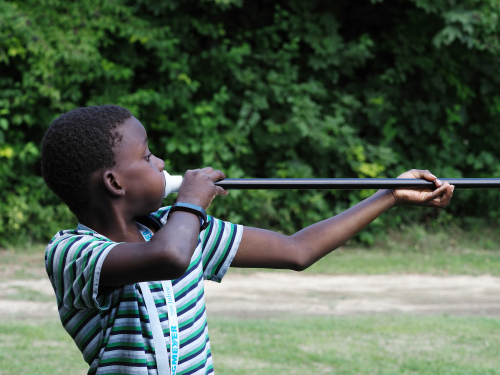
top-left (77, 209), bottom-right (145, 243)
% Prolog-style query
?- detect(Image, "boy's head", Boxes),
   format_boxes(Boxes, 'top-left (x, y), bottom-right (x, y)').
top-left (41, 105), bottom-right (134, 216)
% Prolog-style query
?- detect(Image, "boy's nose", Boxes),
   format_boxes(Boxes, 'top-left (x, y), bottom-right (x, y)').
top-left (154, 155), bottom-right (165, 172)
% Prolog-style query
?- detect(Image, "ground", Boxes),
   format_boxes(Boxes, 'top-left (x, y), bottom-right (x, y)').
top-left (1, 243), bottom-right (499, 374)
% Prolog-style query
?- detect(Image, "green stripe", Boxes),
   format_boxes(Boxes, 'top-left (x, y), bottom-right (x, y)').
top-left (175, 272), bottom-right (202, 299)
top-left (106, 342), bottom-right (145, 349)
top-left (205, 363), bottom-right (213, 374)
top-left (210, 224), bottom-right (234, 277)
top-left (176, 288), bottom-right (204, 314)
top-left (177, 356), bottom-right (208, 375)
top-left (79, 323), bottom-right (101, 350)
top-left (46, 236), bottom-right (67, 276)
top-left (57, 237), bottom-right (79, 297)
top-left (85, 243), bottom-right (114, 306)
top-left (117, 309), bottom-right (139, 315)
top-left (178, 302), bottom-right (206, 330)
top-left (111, 326), bottom-right (142, 333)
top-left (99, 357), bottom-right (147, 364)
top-left (184, 249), bottom-right (202, 275)
top-left (180, 333), bottom-right (209, 362)
top-left (180, 310), bottom-right (207, 345)
top-left (68, 309), bottom-right (98, 336)
top-left (69, 239), bottom-right (100, 307)
top-left (201, 218), bottom-right (214, 250)
top-left (181, 320), bottom-right (206, 346)
top-left (203, 220), bottom-right (222, 268)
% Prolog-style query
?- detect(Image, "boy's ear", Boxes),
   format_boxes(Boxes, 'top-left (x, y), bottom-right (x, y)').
top-left (102, 170), bottom-right (125, 196)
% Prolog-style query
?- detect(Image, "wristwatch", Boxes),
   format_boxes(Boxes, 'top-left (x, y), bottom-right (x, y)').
top-left (166, 202), bottom-right (210, 231)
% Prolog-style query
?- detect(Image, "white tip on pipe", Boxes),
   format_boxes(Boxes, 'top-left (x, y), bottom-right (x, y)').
top-left (163, 170), bottom-right (183, 198)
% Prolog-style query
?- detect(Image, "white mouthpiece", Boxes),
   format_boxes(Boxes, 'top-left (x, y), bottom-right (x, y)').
top-left (163, 171), bottom-right (183, 198)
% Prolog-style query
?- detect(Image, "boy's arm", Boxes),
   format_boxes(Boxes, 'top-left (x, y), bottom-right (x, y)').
top-left (99, 167), bottom-right (228, 286)
top-left (231, 169), bottom-right (454, 270)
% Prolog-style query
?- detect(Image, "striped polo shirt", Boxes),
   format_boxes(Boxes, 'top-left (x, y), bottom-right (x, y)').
top-left (45, 206), bottom-right (242, 375)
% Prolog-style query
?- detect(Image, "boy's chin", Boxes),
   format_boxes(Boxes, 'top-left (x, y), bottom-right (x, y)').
top-left (134, 197), bottom-right (164, 216)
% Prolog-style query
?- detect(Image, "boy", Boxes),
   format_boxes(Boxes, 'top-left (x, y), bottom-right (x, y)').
top-left (41, 105), bottom-right (453, 375)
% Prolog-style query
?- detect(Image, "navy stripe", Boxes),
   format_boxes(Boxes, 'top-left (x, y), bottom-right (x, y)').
top-left (98, 361), bottom-right (148, 368)
top-left (70, 241), bottom-right (93, 304)
top-left (177, 289), bottom-right (205, 318)
top-left (104, 345), bottom-right (146, 352)
top-left (180, 306), bottom-right (206, 336)
top-left (173, 246), bottom-right (202, 287)
top-left (179, 335), bottom-right (209, 364)
top-left (82, 324), bottom-right (102, 349)
top-left (182, 320), bottom-right (207, 348)
top-left (71, 310), bottom-right (99, 339)
top-left (182, 354), bottom-right (208, 375)
top-left (62, 309), bottom-right (80, 326)
top-left (214, 225), bottom-right (237, 276)
top-left (175, 273), bottom-right (204, 302)
top-left (154, 301), bottom-right (167, 309)
top-left (203, 223), bottom-right (224, 273)
top-left (201, 218), bottom-right (214, 251)
top-left (157, 207), bottom-right (171, 220)
top-left (58, 237), bottom-right (80, 299)
top-left (88, 248), bottom-right (107, 307)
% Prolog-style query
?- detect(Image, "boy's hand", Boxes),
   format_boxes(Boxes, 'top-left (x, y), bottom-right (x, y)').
top-left (176, 167), bottom-right (228, 210)
top-left (391, 169), bottom-right (454, 208)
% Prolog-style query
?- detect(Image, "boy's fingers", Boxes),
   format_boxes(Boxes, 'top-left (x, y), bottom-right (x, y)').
top-left (428, 182), bottom-right (449, 199)
top-left (420, 169), bottom-right (437, 181)
top-left (215, 186), bottom-right (229, 196)
top-left (414, 169), bottom-right (443, 187)
top-left (200, 166), bottom-right (214, 174)
top-left (208, 169), bottom-right (225, 182)
top-left (440, 185), bottom-right (454, 207)
top-left (427, 182), bottom-right (454, 207)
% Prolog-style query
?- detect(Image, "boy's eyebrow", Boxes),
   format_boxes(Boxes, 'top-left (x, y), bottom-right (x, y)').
top-left (143, 137), bottom-right (148, 145)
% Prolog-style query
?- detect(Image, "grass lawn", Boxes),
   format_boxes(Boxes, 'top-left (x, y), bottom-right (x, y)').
top-left (0, 315), bottom-right (499, 375)
top-left (209, 315), bottom-right (500, 375)
top-left (1, 228), bottom-right (499, 374)
top-left (0, 319), bottom-right (88, 375)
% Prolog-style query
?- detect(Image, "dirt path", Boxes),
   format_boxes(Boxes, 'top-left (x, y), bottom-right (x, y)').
top-left (1, 273), bottom-right (500, 319)
top-left (204, 272), bottom-right (500, 318)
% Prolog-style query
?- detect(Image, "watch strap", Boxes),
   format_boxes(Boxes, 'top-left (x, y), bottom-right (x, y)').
top-left (167, 202), bottom-right (209, 231)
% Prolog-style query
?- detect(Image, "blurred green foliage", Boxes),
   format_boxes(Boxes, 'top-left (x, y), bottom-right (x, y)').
top-left (0, 0), bottom-right (500, 245)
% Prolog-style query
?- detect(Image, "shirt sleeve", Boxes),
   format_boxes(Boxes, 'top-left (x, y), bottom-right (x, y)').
top-left (150, 206), bottom-right (243, 282)
top-left (45, 231), bottom-right (119, 311)
top-left (199, 216), bottom-right (243, 283)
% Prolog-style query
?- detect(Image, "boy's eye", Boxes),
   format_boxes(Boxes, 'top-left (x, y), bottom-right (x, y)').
top-left (146, 153), bottom-right (152, 162)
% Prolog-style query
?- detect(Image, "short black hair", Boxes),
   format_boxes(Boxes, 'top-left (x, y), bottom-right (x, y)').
top-left (41, 105), bottom-right (133, 216)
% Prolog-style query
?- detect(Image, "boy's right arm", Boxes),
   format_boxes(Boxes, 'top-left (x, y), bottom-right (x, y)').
top-left (99, 167), bottom-right (228, 286)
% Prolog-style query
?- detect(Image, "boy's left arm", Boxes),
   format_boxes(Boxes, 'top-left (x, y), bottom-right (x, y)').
top-left (231, 169), bottom-right (454, 270)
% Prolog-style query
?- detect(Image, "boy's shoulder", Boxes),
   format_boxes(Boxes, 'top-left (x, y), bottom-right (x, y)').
top-left (46, 205), bottom-right (174, 250)
top-left (46, 228), bottom-right (111, 249)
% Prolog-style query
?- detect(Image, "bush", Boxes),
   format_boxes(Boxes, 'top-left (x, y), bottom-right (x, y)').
top-left (0, 0), bottom-right (499, 245)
